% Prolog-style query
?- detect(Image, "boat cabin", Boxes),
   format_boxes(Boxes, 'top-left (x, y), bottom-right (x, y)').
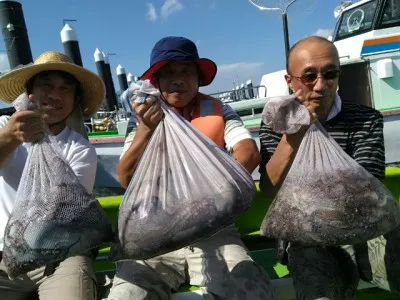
top-left (333, 0), bottom-right (400, 110)
top-left (333, 0), bottom-right (400, 165)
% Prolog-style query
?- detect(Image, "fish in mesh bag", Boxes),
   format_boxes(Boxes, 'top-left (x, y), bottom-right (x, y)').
top-left (2, 94), bottom-right (113, 279)
top-left (260, 95), bottom-right (400, 246)
top-left (109, 81), bottom-right (256, 261)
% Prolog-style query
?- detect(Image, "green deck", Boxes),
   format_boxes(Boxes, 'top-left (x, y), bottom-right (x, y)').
top-left (95, 167), bottom-right (400, 297)
top-left (88, 130), bottom-right (124, 138)
top-left (242, 117), bottom-right (262, 128)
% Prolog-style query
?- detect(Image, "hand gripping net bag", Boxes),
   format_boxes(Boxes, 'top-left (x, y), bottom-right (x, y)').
top-left (109, 81), bottom-right (256, 261)
top-left (260, 95), bottom-right (400, 246)
top-left (3, 94), bottom-right (113, 278)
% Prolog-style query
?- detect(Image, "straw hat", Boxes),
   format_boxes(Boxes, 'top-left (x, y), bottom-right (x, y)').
top-left (0, 51), bottom-right (105, 118)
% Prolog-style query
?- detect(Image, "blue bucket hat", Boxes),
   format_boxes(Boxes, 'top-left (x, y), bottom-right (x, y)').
top-left (140, 36), bottom-right (217, 87)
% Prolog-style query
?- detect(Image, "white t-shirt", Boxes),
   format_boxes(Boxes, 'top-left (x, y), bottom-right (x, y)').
top-left (0, 115), bottom-right (98, 250)
top-left (121, 102), bottom-right (253, 158)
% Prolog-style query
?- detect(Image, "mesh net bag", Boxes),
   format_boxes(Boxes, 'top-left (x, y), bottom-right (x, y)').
top-left (109, 81), bottom-right (256, 261)
top-left (260, 95), bottom-right (400, 246)
top-left (2, 94), bottom-right (113, 278)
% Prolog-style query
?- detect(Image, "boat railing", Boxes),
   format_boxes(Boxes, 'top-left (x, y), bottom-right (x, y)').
top-left (228, 97), bottom-right (269, 119)
top-left (208, 85), bottom-right (267, 103)
top-left (84, 84), bottom-right (268, 133)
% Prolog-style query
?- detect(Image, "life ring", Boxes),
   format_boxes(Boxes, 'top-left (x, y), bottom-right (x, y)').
top-left (347, 8), bottom-right (365, 32)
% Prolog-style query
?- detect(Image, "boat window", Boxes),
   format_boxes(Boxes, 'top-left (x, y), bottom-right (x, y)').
top-left (335, 0), bottom-right (378, 40)
top-left (379, 0), bottom-right (400, 27)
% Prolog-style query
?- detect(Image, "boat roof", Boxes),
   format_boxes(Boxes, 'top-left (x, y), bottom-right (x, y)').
top-left (227, 97), bottom-right (268, 111)
top-left (342, 0), bottom-right (374, 12)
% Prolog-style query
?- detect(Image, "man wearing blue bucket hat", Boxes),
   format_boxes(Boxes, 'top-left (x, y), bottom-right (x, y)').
top-left (108, 36), bottom-right (275, 299)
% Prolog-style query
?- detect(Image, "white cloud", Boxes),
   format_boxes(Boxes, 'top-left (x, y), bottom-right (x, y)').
top-left (146, 3), bottom-right (158, 22)
top-left (314, 28), bottom-right (333, 38)
top-left (0, 53), bottom-right (9, 73)
top-left (161, 0), bottom-right (183, 19)
top-left (201, 62), bottom-right (265, 94)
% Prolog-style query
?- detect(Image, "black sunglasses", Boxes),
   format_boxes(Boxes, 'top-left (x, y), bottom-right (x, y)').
top-left (291, 69), bottom-right (341, 85)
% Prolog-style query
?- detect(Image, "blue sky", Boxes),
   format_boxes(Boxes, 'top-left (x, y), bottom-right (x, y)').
top-left (0, 0), bottom-right (345, 108)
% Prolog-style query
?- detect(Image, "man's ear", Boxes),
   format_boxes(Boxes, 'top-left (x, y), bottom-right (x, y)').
top-left (284, 74), bottom-right (293, 91)
top-left (284, 74), bottom-right (291, 84)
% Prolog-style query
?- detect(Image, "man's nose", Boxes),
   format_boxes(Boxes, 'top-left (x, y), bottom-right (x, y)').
top-left (47, 87), bottom-right (62, 100)
top-left (313, 76), bottom-right (328, 92)
top-left (171, 79), bottom-right (184, 86)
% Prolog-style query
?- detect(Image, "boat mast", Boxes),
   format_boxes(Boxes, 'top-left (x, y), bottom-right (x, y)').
top-left (247, 0), bottom-right (297, 94)
top-left (0, 0), bottom-right (33, 69)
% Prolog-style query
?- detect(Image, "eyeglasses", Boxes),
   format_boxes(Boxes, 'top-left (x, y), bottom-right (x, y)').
top-left (291, 69), bottom-right (341, 85)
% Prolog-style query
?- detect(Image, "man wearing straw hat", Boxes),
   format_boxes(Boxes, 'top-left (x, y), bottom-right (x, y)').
top-left (0, 51), bottom-right (105, 300)
top-left (108, 36), bottom-right (275, 300)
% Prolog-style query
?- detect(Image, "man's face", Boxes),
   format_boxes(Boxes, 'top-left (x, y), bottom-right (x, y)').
top-left (155, 61), bottom-right (199, 108)
top-left (285, 41), bottom-right (340, 120)
top-left (30, 71), bottom-right (78, 125)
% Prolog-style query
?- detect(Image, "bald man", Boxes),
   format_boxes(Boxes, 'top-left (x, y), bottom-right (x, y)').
top-left (259, 36), bottom-right (400, 299)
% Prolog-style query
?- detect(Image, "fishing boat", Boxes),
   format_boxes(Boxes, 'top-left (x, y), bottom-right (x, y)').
top-left (90, 0), bottom-right (400, 197)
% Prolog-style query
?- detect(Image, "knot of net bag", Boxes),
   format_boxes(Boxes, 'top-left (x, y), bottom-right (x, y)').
top-left (12, 93), bottom-right (38, 111)
top-left (128, 80), bottom-right (161, 105)
top-left (262, 95), bottom-right (310, 134)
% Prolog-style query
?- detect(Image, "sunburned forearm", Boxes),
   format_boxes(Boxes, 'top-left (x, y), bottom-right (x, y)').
top-left (262, 137), bottom-right (298, 197)
top-left (0, 127), bottom-right (21, 168)
top-left (117, 124), bottom-right (154, 189)
top-left (260, 127), bottom-right (307, 198)
top-left (232, 139), bottom-right (261, 174)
